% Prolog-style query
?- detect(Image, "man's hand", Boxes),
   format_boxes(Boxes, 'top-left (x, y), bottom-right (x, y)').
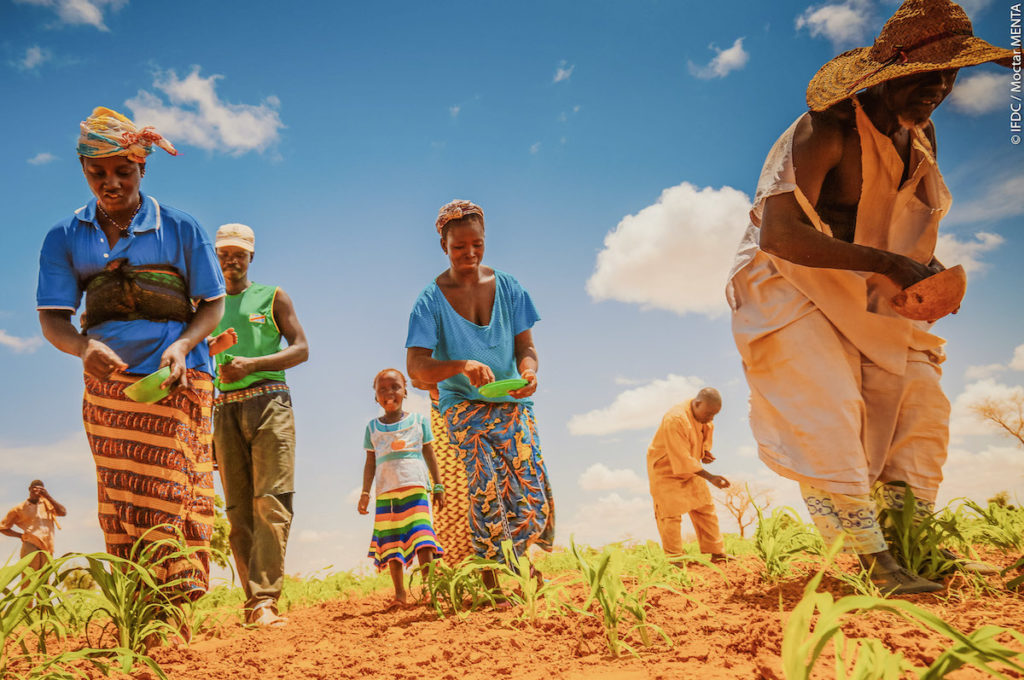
top-left (462, 360), bottom-right (495, 388)
top-left (701, 451), bottom-right (716, 464)
top-left (81, 339), bottom-right (128, 380)
top-left (357, 493), bottom-right (371, 515)
top-left (508, 369), bottom-right (537, 399)
top-left (433, 490), bottom-right (446, 511)
top-left (219, 356), bottom-right (256, 385)
top-left (208, 328), bottom-right (238, 356)
top-left (159, 340), bottom-right (192, 391)
top-left (881, 253), bottom-right (942, 290)
top-left (709, 475), bottom-right (730, 489)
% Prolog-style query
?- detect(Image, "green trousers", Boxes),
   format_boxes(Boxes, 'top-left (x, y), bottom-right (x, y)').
top-left (213, 389), bottom-right (295, 609)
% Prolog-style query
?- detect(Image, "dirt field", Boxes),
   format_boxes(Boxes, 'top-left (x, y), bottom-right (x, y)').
top-left (129, 550), bottom-right (1024, 680)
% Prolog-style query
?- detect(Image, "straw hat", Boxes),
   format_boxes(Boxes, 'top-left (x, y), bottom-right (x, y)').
top-left (891, 264), bottom-right (966, 322)
top-left (806, 0), bottom-right (1013, 111)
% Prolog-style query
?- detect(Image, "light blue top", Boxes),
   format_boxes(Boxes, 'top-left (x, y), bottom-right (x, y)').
top-left (36, 195), bottom-right (225, 375)
top-left (405, 269), bottom-right (540, 415)
top-left (364, 412), bottom-right (434, 494)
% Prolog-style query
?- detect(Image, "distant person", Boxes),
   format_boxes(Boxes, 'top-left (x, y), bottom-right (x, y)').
top-left (212, 223), bottom-right (309, 628)
top-left (37, 108), bottom-right (225, 616)
top-left (726, 0), bottom-right (1011, 593)
top-left (358, 369), bottom-right (445, 608)
top-left (0, 481), bottom-right (66, 571)
top-left (647, 388), bottom-right (730, 562)
top-left (407, 199), bottom-right (554, 600)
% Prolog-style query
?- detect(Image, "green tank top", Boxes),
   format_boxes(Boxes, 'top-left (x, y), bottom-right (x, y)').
top-left (215, 282), bottom-right (286, 391)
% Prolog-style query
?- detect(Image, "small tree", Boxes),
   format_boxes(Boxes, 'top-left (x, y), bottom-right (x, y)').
top-left (716, 483), bottom-right (773, 538)
top-left (971, 392), bottom-right (1024, 448)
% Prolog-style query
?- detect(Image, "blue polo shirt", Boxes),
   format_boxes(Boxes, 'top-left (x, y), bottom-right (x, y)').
top-left (37, 195), bottom-right (225, 375)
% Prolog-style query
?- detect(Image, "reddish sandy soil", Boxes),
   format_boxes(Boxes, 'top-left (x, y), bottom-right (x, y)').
top-left (9, 550), bottom-right (1024, 679)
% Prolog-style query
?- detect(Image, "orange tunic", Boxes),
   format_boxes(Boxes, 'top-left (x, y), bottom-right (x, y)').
top-left (0, 499), bottom-right (59, 553)
top-left (647, 399), bottom-right (714, 517)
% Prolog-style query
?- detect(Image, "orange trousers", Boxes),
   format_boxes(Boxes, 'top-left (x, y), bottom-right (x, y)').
top-left (655, 503), bottom-right (724, 555)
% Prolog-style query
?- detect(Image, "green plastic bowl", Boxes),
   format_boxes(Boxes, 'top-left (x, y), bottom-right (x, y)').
top-left (124, 366), bottom-right (172, 404)
top-left (477, 378), bottom-right (529, 399)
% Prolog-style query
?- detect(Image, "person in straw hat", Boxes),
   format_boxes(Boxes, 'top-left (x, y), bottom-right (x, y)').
top-left (725, 0), bottom-right (1011, 594)
top-left (37, 107), bottom-right (226, 635)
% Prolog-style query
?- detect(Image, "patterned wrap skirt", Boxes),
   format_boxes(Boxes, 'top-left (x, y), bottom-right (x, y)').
top-left (82, 370), bottom-right (215, 599)
top-left (444, 401), bottom-right (555, 563)
top-left (368, 486), bottom-right (443, 569)
top-left (428, 403), bottom-right (474, 564)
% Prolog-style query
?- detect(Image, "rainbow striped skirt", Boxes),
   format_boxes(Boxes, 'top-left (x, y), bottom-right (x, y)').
top-left (368, 486), bottom-right (443, 569)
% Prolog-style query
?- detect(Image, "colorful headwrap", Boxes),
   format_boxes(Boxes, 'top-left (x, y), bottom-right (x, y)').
top-left (435, 199), bottom-right (484, 234)
top-left (77, 107), bottom-right (178, 164)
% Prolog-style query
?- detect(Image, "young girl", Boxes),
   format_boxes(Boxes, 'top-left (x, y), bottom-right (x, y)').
top-left (358, 368), bottom-right (445, 607)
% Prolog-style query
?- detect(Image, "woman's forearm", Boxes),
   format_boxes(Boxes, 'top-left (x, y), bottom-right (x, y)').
top-left (38, 310), bottom-right (88, 358)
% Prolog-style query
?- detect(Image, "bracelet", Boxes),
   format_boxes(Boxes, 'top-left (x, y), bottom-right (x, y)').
top-left (360, 491), bottom-right (370, 497)
top-left (432, 483), bottom-right (444, 493)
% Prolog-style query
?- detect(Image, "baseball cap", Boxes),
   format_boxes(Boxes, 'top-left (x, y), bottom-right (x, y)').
top-left (215, 223), bottom-right (255, 252)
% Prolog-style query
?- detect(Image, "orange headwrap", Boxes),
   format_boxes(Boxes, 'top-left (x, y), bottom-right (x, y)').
top-left (435, 199), bottom-right (484, 234)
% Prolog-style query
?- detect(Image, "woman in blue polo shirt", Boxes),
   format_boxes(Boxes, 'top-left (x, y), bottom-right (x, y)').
top-left (36, 108), bottom-right (225, 619)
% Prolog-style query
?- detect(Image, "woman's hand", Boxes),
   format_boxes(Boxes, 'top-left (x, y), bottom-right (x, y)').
top-left (159, 339), bottom-right (191, 391)
top-left (81, 339), bottom-right (128, 380)
top-left (357, 493), bottom-right (371, 515)
top-left (508, 368), bottom-right (537, 399)
top-left (462, 360), bottom-right (495, 387)
top-left (433, 490), bottom-right (446, 511)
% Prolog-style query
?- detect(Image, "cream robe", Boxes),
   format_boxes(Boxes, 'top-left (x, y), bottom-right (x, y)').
top-left (647, 399), bottom-right (714, 516)
top-left (727, 99), bottom-right (952, 498)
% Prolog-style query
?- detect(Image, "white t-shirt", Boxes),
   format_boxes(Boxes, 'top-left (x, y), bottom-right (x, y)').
top-left (363, 412), bottom-right (434, 494)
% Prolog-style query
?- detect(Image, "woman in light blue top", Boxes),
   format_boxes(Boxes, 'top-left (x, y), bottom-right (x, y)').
top-left (406, 200), bottom-right (554, 595)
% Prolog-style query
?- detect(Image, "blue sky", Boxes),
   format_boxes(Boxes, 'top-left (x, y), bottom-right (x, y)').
top-left (1, 0), bottom-right (1022, 575)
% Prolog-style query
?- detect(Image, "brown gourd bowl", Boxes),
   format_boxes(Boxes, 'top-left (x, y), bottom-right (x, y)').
top-left (890, 265), bottom-right (966, 322)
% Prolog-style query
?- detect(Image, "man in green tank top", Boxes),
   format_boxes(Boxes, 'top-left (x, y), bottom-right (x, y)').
top-left (213, 223), bottom-right (309, 627)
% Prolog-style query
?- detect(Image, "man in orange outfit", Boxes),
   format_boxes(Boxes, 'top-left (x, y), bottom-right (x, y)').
top-left (0, 480), bottom-right (66, 571)
top-left (647, 388), bottom-right (730, 561)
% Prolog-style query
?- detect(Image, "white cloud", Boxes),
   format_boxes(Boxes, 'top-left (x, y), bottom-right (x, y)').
top-left (796, 0), bottom-right (873, 48)
top-left (529, 142), bottom-right (541, 155)
top-left (945, 175), bottom-right (1024, 226)
top-left (15, 0), bottom-right (127, 31)
top-left (17, 46), bottom-right (50, 70)
top-left (27, 152), bottom-right (57, 166)
top-left (561, 492), bottom-right (658, 547)
top-left (578, 463), bottom-right (648, 495)
top-left (937, 444), bottom-right (1024, 507)
top-left (1011, 344), bottom-right (1024, 371)
top-left (125, 67), bottom-right (283, 155)
top-left (0, 330), bottom-right (43, 353)
top-left (687, 38), bottom-right (749, 80)
top-left (0, 432), bottom-right (93, 478)
top-left (296, 528), bottom-right (341, 544)
top-left (949, 378), bottom-right (1024, 440)
top-left (586, 181), bottom-right (751, 317)
top-left (449, 105), bottom-right (460, 118)
top-left (948, 72), bottom-right (1004, 115)
top-left (956, 0), bottom-right (993, 16)
top-left (965, 363), bottom-right (1004, 381)
top-left (568, 374), bottom-right (705, 436)
top-left (553, 60), bottom-right (574, 83)
top-left (933, 231), bottom-right (1003, 273)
